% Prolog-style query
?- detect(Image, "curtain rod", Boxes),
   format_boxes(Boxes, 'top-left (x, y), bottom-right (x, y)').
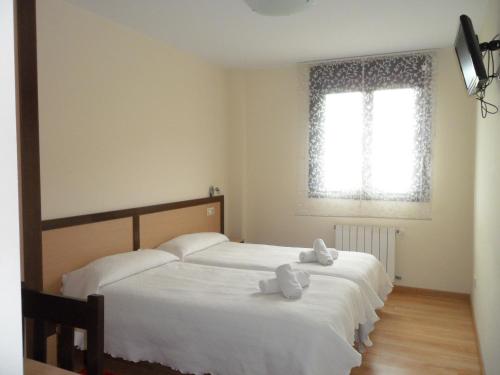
top-left (298, 48), bottom-right (438, 66)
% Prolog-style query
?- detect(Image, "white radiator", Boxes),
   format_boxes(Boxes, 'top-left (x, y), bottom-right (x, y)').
top-left (334, 224), bottom-right (397, 281)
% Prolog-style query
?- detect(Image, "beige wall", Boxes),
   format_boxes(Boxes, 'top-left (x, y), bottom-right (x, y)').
top-left (473, 0), bottom-right (500, 373)
top-left (37, 0), bottom-right (228, 220)
top-left (226, 74), bottom-right (248, 240)
top-left (36, 0), bottom-right (477, 295)
top-left (228, 48), bottom-right (476, 293)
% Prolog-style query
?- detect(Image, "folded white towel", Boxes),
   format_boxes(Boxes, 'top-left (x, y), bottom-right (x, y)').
top-left (259, 271), bottom-right (310, 294)
top-left (299, 250), bottom-right (317, 263)
top-left (275, 264), bottom-right (303, 299)
top-left (299, 249), bottom-right (339, 263)
top-left (313, 238), bottom-right (333, 266)
top-left (330, 248), bottom-right (339, 260)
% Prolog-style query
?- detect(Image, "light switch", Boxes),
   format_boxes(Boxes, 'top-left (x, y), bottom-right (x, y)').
top-left (207, 207), bottom-right (215, 216)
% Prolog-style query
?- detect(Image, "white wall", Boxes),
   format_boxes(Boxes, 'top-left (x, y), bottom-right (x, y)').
top-left (473, 0), bottom-right (500, 373)
top-left (228, 48), bottom-right (476, 293)
top-left (0, 0), bottom-right (24, 374)
top-left (37, 0), bottom-right (229, 220)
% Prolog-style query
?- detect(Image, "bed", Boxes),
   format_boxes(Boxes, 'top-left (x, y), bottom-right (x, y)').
top-left (40, 195), bottom-right (384, 373)
top-left (63, 249), bottom-right (379, 375)
top-left (156, 233), bottom-right (393, 311)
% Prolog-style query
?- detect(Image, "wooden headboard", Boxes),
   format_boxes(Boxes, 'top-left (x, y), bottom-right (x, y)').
top-left (41, 196), bottom-right (224, 293)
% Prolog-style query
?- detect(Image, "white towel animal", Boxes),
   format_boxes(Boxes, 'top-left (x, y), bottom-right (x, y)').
top-left (299, 247), bottom-right (339, 263)
top-left (259, 270), bottom-right (310, 294)
top-left (313, 238), bottom-right (333, 266)
top-left (275, 264), bottom-right (303, 299)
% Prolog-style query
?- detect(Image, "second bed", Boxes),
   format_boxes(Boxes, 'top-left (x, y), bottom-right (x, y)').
top-left (156, 232), bottom-right (393, 311)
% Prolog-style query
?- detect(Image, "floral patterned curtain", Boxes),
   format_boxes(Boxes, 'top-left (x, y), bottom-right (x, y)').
top-left (308, 53), bottom-right (433, 203)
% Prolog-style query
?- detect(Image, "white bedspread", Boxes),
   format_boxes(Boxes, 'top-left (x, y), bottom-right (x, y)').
top-left (185, 242), bottom-right (393, 309)
top-left (66, 255), bottom-right (378, 375)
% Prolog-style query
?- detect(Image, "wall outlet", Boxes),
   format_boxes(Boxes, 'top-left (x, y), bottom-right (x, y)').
top-left (207, 207), bottom-right (215, 216)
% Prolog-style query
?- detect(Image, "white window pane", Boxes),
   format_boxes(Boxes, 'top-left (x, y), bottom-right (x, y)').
top-left (370, 88), bottom-right (417, 195)
top-left (321, 92), bottom-right (363, 193)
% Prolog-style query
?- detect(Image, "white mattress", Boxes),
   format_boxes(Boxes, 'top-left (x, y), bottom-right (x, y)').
top-left (74, 259), bottom-right (379, 375)
top-left (185, 242), bottom-right (393, 310)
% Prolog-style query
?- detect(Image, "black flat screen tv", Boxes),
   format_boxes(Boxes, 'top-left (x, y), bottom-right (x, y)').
top-left (455, 14), bottom-right (488, 96)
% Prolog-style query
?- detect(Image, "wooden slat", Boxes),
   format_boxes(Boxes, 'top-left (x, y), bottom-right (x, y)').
top-left (133, 215), bottom-right (140, 250)
top-left (16, 0), bottom-right (43, 291)
top-left (57, 326), bottom-right (74, 371)
top-left (86, 295), bottom-right (105, 375)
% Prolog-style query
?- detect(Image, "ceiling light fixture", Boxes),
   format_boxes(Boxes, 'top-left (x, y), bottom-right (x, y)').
top-left (243, 0), bottom-right (313, 16)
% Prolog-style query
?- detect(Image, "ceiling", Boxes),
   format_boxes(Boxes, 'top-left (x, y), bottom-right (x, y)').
top-left (66, 0), bottom-right (489, 68)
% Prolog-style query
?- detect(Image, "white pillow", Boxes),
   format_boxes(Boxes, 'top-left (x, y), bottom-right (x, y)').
top-left (62, 249), bottom-right (178, 299)
top-left (156, 232), bottom-right (229, 260)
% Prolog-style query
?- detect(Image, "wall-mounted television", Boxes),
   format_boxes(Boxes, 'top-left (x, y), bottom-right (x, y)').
top-left (455, 15), bottom-right (488, 96)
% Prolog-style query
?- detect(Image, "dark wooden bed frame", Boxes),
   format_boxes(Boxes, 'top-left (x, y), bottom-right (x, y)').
top-left (40, 195), bottom-right (224, 293)
top-left (42, 195), bottom-right (224, 249)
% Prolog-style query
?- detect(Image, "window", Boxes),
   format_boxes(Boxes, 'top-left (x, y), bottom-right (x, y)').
top-left (308, 54), bottom-right (433, 202)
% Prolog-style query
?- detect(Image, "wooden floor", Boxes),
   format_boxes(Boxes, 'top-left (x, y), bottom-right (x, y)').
top-left (352, 287), bottom-right (482, 375)
top-left (96, 287), bottom-right (482, 375)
